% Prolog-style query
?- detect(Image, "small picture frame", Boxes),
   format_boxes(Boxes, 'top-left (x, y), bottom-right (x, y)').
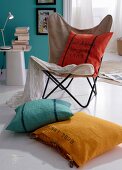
top-left (36, 8), bottom-right (56, 35)
top-left (36, 0), bottom-right (56, 5)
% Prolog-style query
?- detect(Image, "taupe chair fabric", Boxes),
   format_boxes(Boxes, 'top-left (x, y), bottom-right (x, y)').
top-left (42, 13), bottom-right (113, 108)
top-left (48, 13), bottom-right (112, 64)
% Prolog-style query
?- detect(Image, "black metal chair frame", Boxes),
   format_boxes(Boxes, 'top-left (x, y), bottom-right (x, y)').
top-left (42, 70), bottom-right (98, 108)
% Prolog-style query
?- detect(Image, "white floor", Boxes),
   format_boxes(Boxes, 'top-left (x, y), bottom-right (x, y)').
top-left (0, 53), bottom-right (122, 170)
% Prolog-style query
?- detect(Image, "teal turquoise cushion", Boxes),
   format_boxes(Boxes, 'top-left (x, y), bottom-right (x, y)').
top-left (6, 99), bottom-right (72, 133)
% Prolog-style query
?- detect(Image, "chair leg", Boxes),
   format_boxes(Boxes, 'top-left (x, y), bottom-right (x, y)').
top-left (93, 77), bottom-right (97, 95)
top-left (42, 76), bottom-right (50, 99)
top-left (65, 78), bottom-right (74, 89)
top-left (42, 70), bottom-right (97, 108)
top-left (87, 77), bottom-right (97, 95)
top-left (85, 77), bottom-right (98, 107)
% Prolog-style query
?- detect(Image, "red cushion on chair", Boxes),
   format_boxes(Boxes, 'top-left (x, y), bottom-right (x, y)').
top-left (58, 31), bottom-right (113, 77)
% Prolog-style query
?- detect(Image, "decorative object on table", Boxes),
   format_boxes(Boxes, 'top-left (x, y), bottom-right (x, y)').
top-left (36, 8), bottom-right (56, 35)
top-left (36, 0), bottom-right (56, 5)
top-left (6, 99), bottom-right (72, 132)
top-left (12, 27), bottom-right (30, 50)
top-left (0, 12), bottom-right (14, 50)
top-left (32, 112), bottom-right (122, 168)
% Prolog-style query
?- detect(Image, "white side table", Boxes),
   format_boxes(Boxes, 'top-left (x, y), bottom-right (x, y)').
top-left (0, 47), bottom-right (31, 86)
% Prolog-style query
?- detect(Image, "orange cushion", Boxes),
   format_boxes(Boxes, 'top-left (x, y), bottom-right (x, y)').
top-left (32, 112), bottom-right (122, 168)
top-left (58, 31), bottom-right (113, 77)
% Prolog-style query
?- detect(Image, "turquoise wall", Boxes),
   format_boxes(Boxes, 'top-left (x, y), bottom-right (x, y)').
top-left (0, 0), bottom-right (63, 69)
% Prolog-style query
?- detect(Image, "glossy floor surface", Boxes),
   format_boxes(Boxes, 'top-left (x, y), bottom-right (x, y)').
top-left (0, 53), bottom-right (122, 170)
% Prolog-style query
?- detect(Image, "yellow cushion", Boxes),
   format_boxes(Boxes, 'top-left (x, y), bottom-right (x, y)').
top-left (32, 112), bottom-right (122, 168)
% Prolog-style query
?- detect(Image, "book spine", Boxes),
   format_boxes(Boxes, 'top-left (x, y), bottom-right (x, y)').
top-left (14, 33), bottom-right (29, 36)
top-left (13, 44), bottom-right (27, 48)
top-left (18, 36), bottom-right (29, 41)
top-left (12, 45), bottom-right (30, 50)
top-left (15, 27), bottom-right (30, 32)
top-left (15, 30), bottom-right (29, 34)
top-left (12, 40), bottom-right (29, 45)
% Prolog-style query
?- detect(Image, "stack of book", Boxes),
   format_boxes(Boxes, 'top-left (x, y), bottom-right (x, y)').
top-left (12, 27), bottom-right (30, 50)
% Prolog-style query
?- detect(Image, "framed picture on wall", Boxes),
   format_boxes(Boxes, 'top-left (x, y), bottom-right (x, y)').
top-left (36, 0), bottom-right (56, 5)
top-left (36, 8), bottom-right (56, 35)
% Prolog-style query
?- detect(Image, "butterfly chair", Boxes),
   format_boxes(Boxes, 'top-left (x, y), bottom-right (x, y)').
top-left (42, 13), bottom-right (113, 108)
